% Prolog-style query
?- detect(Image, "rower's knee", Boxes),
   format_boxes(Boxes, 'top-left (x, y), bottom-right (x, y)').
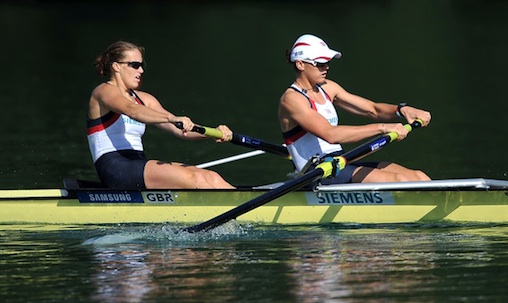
top-left (393, 173), bottom-right (411, 182)
top-left (414, 170), bottom-right (431, 181)
top-left (396, 170), bottom-right (430, 182)
top-left (192, 169), bottom-right (232, 189)
top-left (204, 170), bottom-right (225, 186)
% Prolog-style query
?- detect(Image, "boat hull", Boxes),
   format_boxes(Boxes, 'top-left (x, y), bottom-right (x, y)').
top-left (2, 179), bottom-right (508, 225)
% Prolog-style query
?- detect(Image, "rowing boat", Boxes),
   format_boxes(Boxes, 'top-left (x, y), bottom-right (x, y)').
top-left (3, 123), bottom-right (507, 227)
top-left (1, 178), bottom-right (507, 225)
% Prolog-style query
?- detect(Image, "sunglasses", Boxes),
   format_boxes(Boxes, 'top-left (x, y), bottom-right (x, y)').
top-left (117, 61), bottom-right (145, 70)
top-left (301, 60), bottom-right (329, 68)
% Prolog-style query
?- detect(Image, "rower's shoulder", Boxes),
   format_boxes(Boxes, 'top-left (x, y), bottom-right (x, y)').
top-left (280, 88), bottom-right (306, 104)
top-left (91, 82), bottom-right (117, 98)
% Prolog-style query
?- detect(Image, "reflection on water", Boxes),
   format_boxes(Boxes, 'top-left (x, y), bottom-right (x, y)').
top-left (2, 223), bottom-right (507, 302)
top-left (91, 248), bottom-right (153, 303)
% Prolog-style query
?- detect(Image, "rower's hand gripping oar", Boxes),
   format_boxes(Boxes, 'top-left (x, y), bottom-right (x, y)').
top-left (342, 119), bottom-right (423, 164)
top-left (182, 119), bottom-right (424, 233)
top-left (173, 122), bottom-right (290, 158)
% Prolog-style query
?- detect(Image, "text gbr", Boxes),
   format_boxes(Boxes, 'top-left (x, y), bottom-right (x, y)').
top-left (77, 190), bottom-right (174, 203)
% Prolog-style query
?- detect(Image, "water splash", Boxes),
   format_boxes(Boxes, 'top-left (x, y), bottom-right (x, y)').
top-left (81, 220), bottom-right (253, 246)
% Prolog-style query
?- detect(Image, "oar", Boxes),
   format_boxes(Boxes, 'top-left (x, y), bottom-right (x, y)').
top-left (182, 119), bottom-right (423, 233)
top-left (196, 150), bottom-right (266, 168)
top-left (231, 133), bottom-right (289, 158)
top-left (173, 122), bottom-right (290, 158)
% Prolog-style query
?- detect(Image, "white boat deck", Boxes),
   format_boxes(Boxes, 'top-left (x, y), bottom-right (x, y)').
top-left (1, 179), bottom-right (507, 200)
top-left (253, 178), bottom-right (508, 191)
top-left (317, 178), bottom-right (508, 192)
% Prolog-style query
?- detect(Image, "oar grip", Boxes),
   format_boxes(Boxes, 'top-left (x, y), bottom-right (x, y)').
top-left (173, 122), bottom-right (223, 139)
top-left (390, 119), bottom-right (425, 141)
top-left (406, 118), bottom-right (424, 131)
top-left (200, 127), bottom-right (223, 139)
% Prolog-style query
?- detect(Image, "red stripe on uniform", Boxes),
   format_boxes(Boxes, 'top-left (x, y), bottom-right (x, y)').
top-left (284, 130), bottom-right (307, 145)
top-left (87, 113), bottom-right (121, 135)
top-left (283, 129), bottom-right (307, 145)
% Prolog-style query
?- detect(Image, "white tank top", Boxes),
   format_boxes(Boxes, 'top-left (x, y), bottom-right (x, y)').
top-left (87, 90), bottom-right (146, 162)
top-left (283, 84), bottom-right (343, 171)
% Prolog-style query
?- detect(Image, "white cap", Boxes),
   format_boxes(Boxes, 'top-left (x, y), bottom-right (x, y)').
top-left (289, 34), bottom-right (342, 63)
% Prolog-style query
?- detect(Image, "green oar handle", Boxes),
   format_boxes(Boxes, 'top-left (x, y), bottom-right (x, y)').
top-left (173, 122), bottom-right (290, 158)
top-left (387, 119), bottom-right (423, 142)
top-left (173, 122), bottom-right (223, 139)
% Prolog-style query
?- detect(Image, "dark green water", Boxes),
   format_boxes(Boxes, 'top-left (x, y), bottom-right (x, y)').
top-left (1, 1), bottom-right (508, 302)
top-left (2, 223), bottom-right (508, 302)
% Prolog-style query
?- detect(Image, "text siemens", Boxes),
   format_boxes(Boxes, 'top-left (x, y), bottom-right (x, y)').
top-left (317, 192), bottom-right (383, 204)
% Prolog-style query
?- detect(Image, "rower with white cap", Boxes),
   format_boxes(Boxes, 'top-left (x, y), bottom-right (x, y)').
top-left (278, 33), bottom-right (432, 184)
